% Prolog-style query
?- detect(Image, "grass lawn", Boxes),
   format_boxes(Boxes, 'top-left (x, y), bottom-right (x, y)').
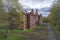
top-left (0, 24), bottom-right (48, 40)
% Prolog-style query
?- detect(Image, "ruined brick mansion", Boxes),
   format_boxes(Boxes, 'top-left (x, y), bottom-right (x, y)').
top-left (23, 9), bottom-right (42, 30)
top-left (9, 8), bottom-right (42, 30)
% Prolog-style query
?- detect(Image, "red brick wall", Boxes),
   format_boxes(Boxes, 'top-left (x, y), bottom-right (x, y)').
top-left (30, 15), bottom-right (36, 29)
top-left (24, 14), bottom-right (27, 30)
top-left (40, 14), bottom-right (42, 24)
top-left (23, 9), bottom-right (42, 29)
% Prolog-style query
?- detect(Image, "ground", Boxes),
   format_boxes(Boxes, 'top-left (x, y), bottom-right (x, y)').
top-left (48, 24), bottom-right (56, 40)
top-left (22, 24), bottom-right (48, 40)
top-left (0, 24), bottom-right (58, 40)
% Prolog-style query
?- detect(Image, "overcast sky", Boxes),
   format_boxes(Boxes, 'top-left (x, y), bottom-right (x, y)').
top-left (19, 0), bottom-right (54, 17)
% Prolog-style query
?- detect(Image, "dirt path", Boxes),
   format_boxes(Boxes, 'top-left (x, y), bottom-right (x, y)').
top-left (48, 25), bottom-right (56, 40)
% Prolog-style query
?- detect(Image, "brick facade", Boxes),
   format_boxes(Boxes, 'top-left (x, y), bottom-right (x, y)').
top-left (23, 9), bottom-right (42, 30)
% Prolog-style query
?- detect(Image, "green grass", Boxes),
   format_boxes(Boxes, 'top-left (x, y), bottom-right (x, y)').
top-left (0, 24), bottom-right (6, 40)
top-left (0, 29), bottom-right (7, 40)
top-left (20, 24), bottom-right (48, 40)
top-left (5, 33), bottom-right (26, 40)
top-left (0, 24), bottom-right (48, 40)
top-left (32, 24), bottom-right (48, 31)
top-left (11, 29), bottom-right (33, 33)
top-left (0, 29), bottom-right (27, 40)
top-left (0, 26), bottom-right (33, 40)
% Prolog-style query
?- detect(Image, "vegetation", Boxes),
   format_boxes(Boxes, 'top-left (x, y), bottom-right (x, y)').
top-left (0, 0), bottom-right (24, 29)
top-left (6, 25), bottom-right (48, 40)
top-left (0, 22), bottom-right (48, 40)
top-left (1, 0), bottom-right (60, 40)
top-left (0, 0), bottom-right (24, 40)
top-left (42, 17), bottom-right (48, 23)
top-left (47, 0), bottom-right (60, 40)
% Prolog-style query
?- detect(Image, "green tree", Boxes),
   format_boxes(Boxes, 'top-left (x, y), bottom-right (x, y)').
top-left (48, 0), bottom-right (60, 31)
top-left (42, 17), bottom-right (49, 23)
top-left (9, 8), bottom-right (24, 30)
top-left (0, 0), bottom-right (24, 29)
top-left (7, 0), bottom-right (24, 30)
top-left (0, 0), bottom-right (9, 27)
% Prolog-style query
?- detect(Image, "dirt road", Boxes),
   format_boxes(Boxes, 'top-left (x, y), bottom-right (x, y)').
top-left (48, 25), bottom-right (56, 40)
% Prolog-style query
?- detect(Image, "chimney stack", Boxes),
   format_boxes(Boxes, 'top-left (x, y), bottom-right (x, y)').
top-left (35, 9), bottom-right (38, 15)
top-left (31, 9), bottom-right (34, 15)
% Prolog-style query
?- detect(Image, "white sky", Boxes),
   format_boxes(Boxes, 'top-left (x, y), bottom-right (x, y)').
top-left (19, 0), bottom-right (54, 9)
top-left (19, 0), bottom-right (54, 17)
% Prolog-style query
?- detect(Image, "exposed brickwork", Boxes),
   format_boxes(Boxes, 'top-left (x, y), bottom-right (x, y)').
top-left (23, 9), bottom-right (42, 30)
